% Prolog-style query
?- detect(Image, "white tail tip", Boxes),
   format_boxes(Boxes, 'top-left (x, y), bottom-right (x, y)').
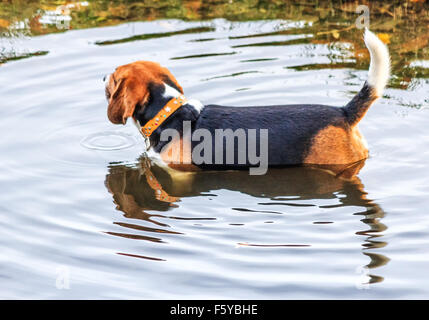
top-left (364, 28), bottom-right (390, 97)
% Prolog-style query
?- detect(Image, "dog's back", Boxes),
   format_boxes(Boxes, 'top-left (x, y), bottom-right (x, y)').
top-left (193, 29), bottom-right (390, 167)
top-left (195, 104), bottom-right (347, 166)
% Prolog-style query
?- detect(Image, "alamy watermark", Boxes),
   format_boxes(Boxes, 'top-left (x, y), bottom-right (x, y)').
top-left (355, 5), bottom-right (370, 29)
top-left (55, 266), bottom-right (70, 290)
top-left (158, 121), bottom-right (269, 175)
top-left (355, 265), bottom-right (371, 290)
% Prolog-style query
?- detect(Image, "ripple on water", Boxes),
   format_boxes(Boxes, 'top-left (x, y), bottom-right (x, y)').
top-left (80, 131), bottom-right (137, 151)
top-left (4, 120), bottom-right (145, 180)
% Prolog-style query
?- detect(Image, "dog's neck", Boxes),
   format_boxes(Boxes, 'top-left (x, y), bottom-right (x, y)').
top-left (133, 83), bottom-right (204, 152)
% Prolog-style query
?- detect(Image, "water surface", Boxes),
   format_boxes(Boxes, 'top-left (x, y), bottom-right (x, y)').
top-left (0, 1), bottom-right (428, 299)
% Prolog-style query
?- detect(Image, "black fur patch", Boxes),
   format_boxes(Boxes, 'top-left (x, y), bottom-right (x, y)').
top-left (192, 104), bottom-right (347, 168)
top-left (342, 82), bottom-right (377, 126)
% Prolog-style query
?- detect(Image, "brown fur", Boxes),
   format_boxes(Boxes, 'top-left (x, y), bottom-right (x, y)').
top-left (159, 135), bottom-right (200, 171)
top-left (106, 61), bottom-right (183, 124)
top-left (304, 125), bottom-right (368, 164)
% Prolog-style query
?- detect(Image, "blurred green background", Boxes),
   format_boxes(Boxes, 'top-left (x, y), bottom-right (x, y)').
top-left (0, 0), bottom-right (428, 89)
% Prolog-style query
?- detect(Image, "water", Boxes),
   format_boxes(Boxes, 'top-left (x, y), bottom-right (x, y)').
top-left (0, 2), bottom-right (428, 299)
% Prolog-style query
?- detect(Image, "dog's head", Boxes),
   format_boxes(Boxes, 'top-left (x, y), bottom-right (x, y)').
top-left (104, 61), bottom-right (183, 124)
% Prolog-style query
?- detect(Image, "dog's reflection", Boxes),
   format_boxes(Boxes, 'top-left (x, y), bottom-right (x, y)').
top-left (105, 157), bottom-right (388, 285)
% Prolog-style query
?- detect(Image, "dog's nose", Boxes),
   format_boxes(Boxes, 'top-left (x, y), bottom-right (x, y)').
top-left (103, 74), bottom-right (107, 82)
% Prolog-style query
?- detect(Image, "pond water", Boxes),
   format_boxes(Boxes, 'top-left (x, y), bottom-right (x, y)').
top-left (0, 2), bottom-right (428, 299)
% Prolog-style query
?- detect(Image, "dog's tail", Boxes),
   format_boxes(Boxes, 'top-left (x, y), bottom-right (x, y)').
top-left (343, 29), bottom-right (390, 127)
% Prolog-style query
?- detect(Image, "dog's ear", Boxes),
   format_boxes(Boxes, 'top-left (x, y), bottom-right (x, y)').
top-left (107, 77), bottom-right (150, 125)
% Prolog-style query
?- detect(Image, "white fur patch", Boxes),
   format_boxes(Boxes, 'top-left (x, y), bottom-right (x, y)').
top-left (187, 99), bottom-right (205, 113)
top-left (163, 83), bottom-right (204, 114)
top-left (364, 29), bottom-right (390, 97)
top-left (104, 73), bottom-right (111, 85)
top-left (163, 83), bottom-right (181, 99)
top-left (145, 147), bottom-right (168, 167)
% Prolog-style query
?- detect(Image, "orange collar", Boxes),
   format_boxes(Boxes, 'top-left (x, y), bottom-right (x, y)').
top-left (144, 167), bottom-right (179, 203)
top-left (140, 94), bottom-right (187, 138)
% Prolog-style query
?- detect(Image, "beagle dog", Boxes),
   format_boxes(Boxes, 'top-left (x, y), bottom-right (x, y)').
top-left (104, 29), bottom-right (389, 173)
